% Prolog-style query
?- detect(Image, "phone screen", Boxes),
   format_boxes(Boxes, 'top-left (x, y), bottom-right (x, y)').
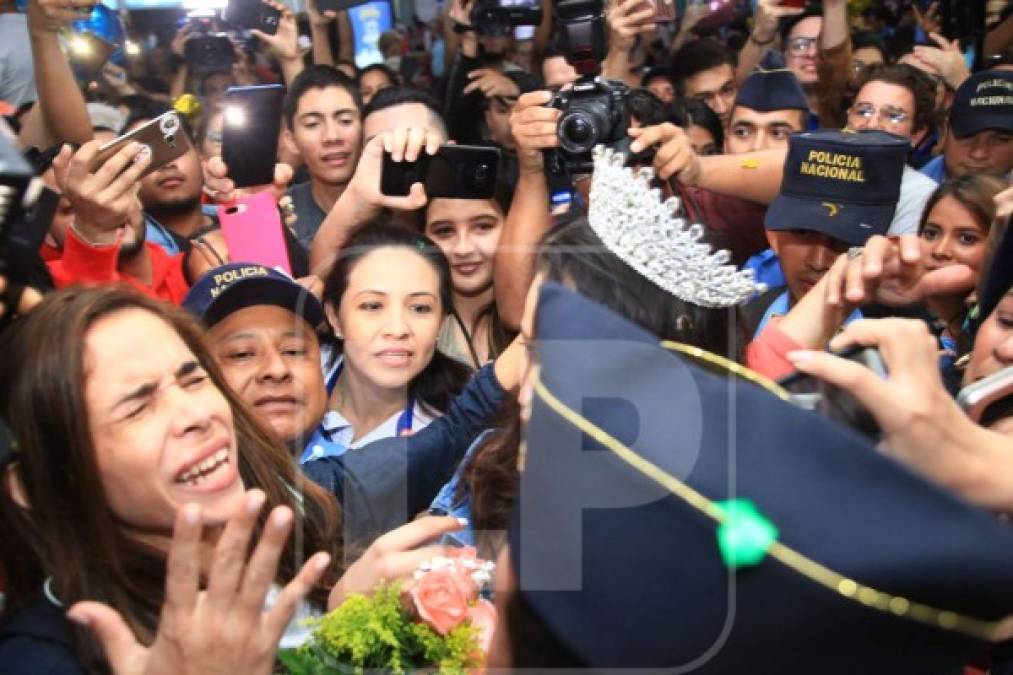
top-left (221, 85), bottom-right (285, 188)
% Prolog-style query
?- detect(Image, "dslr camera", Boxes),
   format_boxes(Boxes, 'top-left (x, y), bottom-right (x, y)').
top-left (470, 0), bottom-right (543, 37)
top-left (544, 0), bottom-right (630, 176)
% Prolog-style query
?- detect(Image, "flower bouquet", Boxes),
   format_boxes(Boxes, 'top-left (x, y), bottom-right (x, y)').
top-left (279, 547), bottom-right (497, 674)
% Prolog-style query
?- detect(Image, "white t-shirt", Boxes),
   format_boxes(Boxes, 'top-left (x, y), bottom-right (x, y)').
top-left (888, 165), bottom-right (939, 236)
top-left (0, 14), bottom-right (36, 107)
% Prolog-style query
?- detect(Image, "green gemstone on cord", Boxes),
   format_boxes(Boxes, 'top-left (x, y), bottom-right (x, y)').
top-left (715, 499), bottom-right (778, 569)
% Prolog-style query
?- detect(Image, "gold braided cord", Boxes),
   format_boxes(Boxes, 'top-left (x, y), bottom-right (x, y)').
top-left (659, 340), bottom-right (791, 402)
top-left (531, 374), bottom-right (1013, 642)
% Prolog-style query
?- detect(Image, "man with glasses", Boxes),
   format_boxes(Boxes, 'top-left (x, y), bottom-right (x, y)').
top-left (843, 62), bottom-right (939, 234)
top-left (920, 69), bottom-right (1013, 183)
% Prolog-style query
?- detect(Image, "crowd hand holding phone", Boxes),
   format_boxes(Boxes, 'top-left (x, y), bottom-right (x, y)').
top-left (66, 490), bottom-right (332, 675)
top-left (509, 90), bottom-right (560, 175)
top-left (248, 0), bottom-right (300, 62)
top-left (785, 319), bottom-right (1013, 510)
top-left (606, 0), bottom-right (657, 53)
top-left (822, 234), bottom-right (977, 310)
top-left (26, 0), bottom-right (93, 34)
top-left (204, 156), bottom-right (294, 206)
top-left (348, 126), bottom-right (440, 214)
top-left (327, 516), bottom-right (468, 610)
top-left (751, 0), bottom-right (805, 45)
top-left (911, 32), bottom-right (971, 91)
top-left (52, 141), bottom-right (151, 246)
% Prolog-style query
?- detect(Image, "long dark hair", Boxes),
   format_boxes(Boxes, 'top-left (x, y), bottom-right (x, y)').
top-left (0, 288), bottom-right (342, 673)
top-left (421, 182), bottom-right (517, 366)
top-left (322, 223), bottom-right (472, 414)
top-left (537, 214), bottom-right (746, 360)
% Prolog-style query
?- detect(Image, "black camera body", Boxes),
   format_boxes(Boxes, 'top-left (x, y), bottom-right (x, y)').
top-left (470, 0), bottom-right (543, 37)
top-left (546, 76), bottom-right (629, 176)
top-left (184, 32), bottom-right (236, 76)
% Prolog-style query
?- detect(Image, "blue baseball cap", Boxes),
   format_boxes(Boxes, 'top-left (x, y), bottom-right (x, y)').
top-left (182, 263), bottom-right (324, 329)
top-left (765, 129), bottom-right (908, 246)
top-left (734, 68), bottom-right (809, 113)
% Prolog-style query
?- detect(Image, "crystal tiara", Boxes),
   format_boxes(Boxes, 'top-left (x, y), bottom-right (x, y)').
top-left (587, 146), bottom-right (767, 308)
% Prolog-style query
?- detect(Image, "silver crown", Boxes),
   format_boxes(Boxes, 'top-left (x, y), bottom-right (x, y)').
top-left (587, 145), bottom-right (767, 308)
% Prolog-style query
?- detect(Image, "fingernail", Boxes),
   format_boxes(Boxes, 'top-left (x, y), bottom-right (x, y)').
top-left (456, 517), bottom-right (469, 527)
top-left (246, 490), bottom-right (266, 515)
top-left (786, 350), bottom-right (812, 363)
top-left (134, 144), bottom-right (152, 162)
top-left (273, 507), bottom-right (292, 530)
top-left (66, 611), bottom-right (90, 627)
top-left (630, 142), bottom-right (642, 153)
top-left (315, 554), bottom-right (332, 572)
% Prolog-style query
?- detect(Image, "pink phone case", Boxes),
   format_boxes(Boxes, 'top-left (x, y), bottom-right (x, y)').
top-left (218, 191), bottom-right (292, 276)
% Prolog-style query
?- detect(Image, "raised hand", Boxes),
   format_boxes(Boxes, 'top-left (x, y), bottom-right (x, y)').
top-left (628, 122), bottom-right (703, 183)
top-left (509, 91), bottom-right (561, 174)
top-left (204, 156), bottom-right (294, 206)
top-left (752, 0), bottom-right (805, 44)
top-left (822, 234), bottom-right (977, 309)
top-left (52, 141), bottom-right (151, 245)
top-left (67, 490), bottom-right (332, 675)
top-left (344, 126), bottom-right (442, 212)
top-left (463, 69), bottom-right (520, 99)
top-left (328, 516), bottom-right (466, 609)
top-left (26, 0), bottom-right (95, 33)
top-left (250, 0), bottom-right (301, 62)
top-left (606, 0), bottom-right (657, 53)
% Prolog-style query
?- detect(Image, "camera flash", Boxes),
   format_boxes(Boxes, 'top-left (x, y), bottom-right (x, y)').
top-left (224, 106), bottom-right (247, 128)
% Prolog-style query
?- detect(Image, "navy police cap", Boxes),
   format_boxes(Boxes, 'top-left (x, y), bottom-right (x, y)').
top-left (765, 129), bottom-right (908, 246)
top-left (734, 68), bottom-right (809, 113)
top-left (508, 282), bottom-right (1013, 672)
top-left (182, 262), bottom-right (324, 329)
top-left (949, 69), bottom-right (1013, 139)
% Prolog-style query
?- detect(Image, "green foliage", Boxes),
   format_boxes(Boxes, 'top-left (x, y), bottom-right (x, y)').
top-left (279, 582), bottom-right (483, 675)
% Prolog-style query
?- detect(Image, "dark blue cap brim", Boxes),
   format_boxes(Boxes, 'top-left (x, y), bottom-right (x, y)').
top-left (200, 276), bottom-right (324, 329)
top-left (765, 193), bottom-right (894, 246)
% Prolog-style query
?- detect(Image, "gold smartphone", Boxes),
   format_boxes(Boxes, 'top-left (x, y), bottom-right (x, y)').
top-left (92, 111), bottom-right (190, 178)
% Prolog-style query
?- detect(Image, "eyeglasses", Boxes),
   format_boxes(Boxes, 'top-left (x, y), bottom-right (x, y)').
top-left (849, 102), bottom-right (910, 126)
top-left (787, 36), bottom-right (818, 56)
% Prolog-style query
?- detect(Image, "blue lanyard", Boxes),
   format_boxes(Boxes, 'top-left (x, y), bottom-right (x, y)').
top-left (326, 361), bottom-right (415, 436)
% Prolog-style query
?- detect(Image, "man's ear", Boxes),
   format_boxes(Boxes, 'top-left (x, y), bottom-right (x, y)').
top-left (4, 461), bottom-right (30, 510)
top-left (911, 125), bottom-right (930, 149)
top-left (766, 229), bottom-right (781, 255)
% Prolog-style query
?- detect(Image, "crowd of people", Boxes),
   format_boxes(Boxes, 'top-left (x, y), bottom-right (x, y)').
top-left (0, 0), bottom-right (1012, 672)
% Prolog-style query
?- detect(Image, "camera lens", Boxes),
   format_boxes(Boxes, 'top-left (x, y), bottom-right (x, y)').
top-left (475, 164), bottom-right (489, 182)
top-left (559, 112), bottom-right (599, 154)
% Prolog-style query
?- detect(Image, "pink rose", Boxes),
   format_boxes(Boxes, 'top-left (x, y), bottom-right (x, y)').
top-left (467, 599), bottom-right (498, 655)
top-left (410, 568), bottom-right (474, 635)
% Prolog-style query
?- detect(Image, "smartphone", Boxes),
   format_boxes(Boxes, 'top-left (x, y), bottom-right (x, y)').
top-left (221, 84), bottom-right (285, 188)
top-left (316, 0), bottom-right (373, 13)
top-left (218, 192), bottom-right (292, 276)
top-left (66, 32), bottom-right (115, 82)
top-left (778, 345), bottom-right (886, 438)
top-left (381, 145), bottom-right (501, 200)
top-left (224, 0), bottom-right (282, 35)
top-left (635, 0), bottom-right (677, 25)
top-left (958, 366), bottom-right (1013, 425)
top-left (93, 111), bottom-right (191, 178)
top-left (184, 34), bottom-right (236, 75)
